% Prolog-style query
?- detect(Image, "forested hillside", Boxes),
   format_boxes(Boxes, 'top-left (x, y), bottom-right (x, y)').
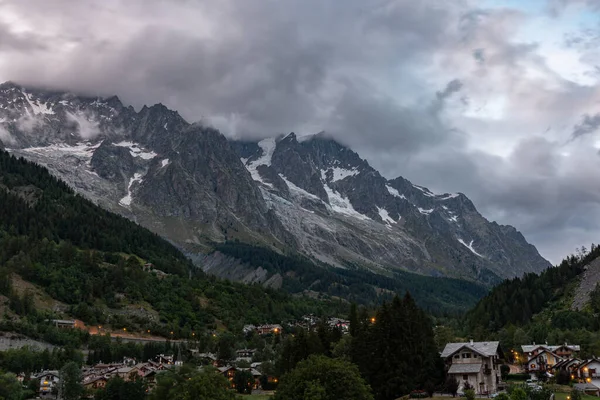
top-left (0, 150), bottom-right (347, 341)
top-left (464, 244), bottom-right (600, 356)
top-left (215, 242), bottom-right (488, 315)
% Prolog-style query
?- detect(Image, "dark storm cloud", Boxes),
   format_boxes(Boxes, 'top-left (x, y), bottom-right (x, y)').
top-left (1, 0), bottom-right (600, 263)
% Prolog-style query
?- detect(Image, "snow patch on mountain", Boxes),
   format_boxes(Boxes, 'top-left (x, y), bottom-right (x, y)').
top-left (280, 174), bottom-right (321, 200)
top-left (243, 137), bottom-right (276, 187)
top-left (19, 142), bottom-right (102, 165)
top-left (22, 90), bottom-right (55, 115)
top-left (438, 193), bottom-right (460, 200)
top-left (114, 141), bottom-right (157, 160)
top-left (418, 207), bottom-right (434, 215)
top-left (386, 184), bottom-right (406, 199)
top-left (458, 238), bottom-right (484, 257)
top-left (161, 158), bottom-right (170, 168)
top-left (323, 184), bottom-right (370, 221)
top-left (377, 207), bottom-right (397, 225)
top-left (119, 172), bottom-right (143, 207)
top-left (327, 167), bottom-right (359, 182)
top-left (413, 184), bottom-right (435, 197)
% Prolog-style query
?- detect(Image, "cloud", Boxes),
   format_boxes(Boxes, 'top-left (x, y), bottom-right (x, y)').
top-left (0, 0), bottom-right (599, 263)
top-left (571, 113), bottom-right (600, 140)
top-left (0, 124), bottom-right (16, 145)
top-left (16, 113), bottom-right (43, 133)
top-left (66, 111), bottom-right (101, 140)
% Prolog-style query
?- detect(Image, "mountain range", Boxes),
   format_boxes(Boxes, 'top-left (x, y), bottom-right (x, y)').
top-left (0, 81), bottom-right (551, 288)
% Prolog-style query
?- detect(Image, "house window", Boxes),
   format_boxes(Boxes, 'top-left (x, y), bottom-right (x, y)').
top-left (531, 364), bottom-right (536, 369)
top-left (474, 354), bottom-right (478, 358)
top-left (463, 375), bottom-right (469, 381)
top-left (462, 353), bottom-right (471, 359)
top-left (454, 355), bottom-right (460, 359)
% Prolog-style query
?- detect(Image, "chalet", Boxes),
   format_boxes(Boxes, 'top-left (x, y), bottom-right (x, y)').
top-left (525, 349), bottom-right (563, 374)
top-left (256, 324), bottom-right (282, 335)
top-left (236, 348), bottom-right (257, 363)
top-left (218, 365), bottom-right (237, 384)
top-left (143, 369), bottom-right (159, 390)
top-left (83, 376), bottom-right (108, 390)
top-left (441, 341), bottom-right (502, 395)
top-left (34, 370), bottom-right (60, 398)
top-left (217, 365), bottom-right (262, 389)
top-left (551, 358), bottom-right (581, 375)
top-left (521, 343), bottom-right (580, 359)
top-left (576, 359), bottom-right (600, 382)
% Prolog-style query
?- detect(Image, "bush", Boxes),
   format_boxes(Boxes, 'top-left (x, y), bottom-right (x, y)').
top-left (465, 389), bottom-right (475, 400)
top-left (274, 355), bottom-right (373, 400)
top-left (505, 374), bottom-right (529, 381)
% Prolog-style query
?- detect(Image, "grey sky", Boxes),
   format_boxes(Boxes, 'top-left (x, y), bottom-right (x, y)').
top-left (1, 0), bottom-right (600, 263)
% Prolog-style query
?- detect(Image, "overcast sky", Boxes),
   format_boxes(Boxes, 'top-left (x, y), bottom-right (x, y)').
top-left (1, 0), bottom-right (600, 264)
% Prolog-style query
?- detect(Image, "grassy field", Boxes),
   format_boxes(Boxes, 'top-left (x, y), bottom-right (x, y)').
top-left (555, 392), bottom-right (597, 400)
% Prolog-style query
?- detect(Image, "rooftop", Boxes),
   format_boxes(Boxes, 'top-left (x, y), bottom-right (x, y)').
top-left (441, 341), bottom-right (500, 358)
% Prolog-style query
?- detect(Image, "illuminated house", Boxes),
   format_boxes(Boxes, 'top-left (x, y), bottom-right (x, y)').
top-left (441, 341), bottom-right (502, 395)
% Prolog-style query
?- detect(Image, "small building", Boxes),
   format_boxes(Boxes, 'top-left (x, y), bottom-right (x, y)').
top-left (83, 376), bottom-right (108, 391)
top-left (441, 340), bottom-right (502, 395)
top-left (526, 349), bottom-right (562, 373)
top-left (521, 343), bottom-right (580, 359)
top-left (49, 319), bottom-right (76, 329)
top-left (576, 359), bottom-right (600, 382)
top-left (34, 370), bottom-right (60, 399)
top-left (256, 324), bottom-right (282, 335)
top-left (236, 348), bottom-right (257, 363)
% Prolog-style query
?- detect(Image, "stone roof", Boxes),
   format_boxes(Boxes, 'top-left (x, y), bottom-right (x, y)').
top-left (448, 364), bottom-right (483, 374)
top-left (521, 344), bottom-right (581, 353)
top-left (441, 341), bottom-right (499, 358)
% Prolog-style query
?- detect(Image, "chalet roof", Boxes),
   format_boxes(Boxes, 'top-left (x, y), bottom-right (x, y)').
top-left (218, 366), bottom-right (235, 373)
top-left (441, 341), bottom-right (499, 358)
top-left (34, 370), bottom-right (59, 379)
top-left (527, 349), bottom-right (561, 364)
top-left (553, 358), bottom-right (579, 369)
top-left (84, 376), bottom-right (108, 385)
top-left (448, 364), bottom-right (483, 374)
top-left (577, 359), bottom-right (600, 369)
top-left (236, 348), bottom-right (257, 354)
top-left (522, 344), bottom-right (581, 353)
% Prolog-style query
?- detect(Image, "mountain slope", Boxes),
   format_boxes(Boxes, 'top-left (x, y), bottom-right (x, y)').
top-left (232, 132), bottom-right (550, 282)
top-left (0, 148), bottom-right (349, 339)
top-left (0, 81), bottom-right (549, 287)
top-left (0, 81), bottom-right (291, 252)
top-left (465, 245), bottom-right (600, 334)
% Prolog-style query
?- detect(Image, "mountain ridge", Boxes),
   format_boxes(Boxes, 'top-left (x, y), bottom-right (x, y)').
top-left (0, 81), bottom-right (550, 287)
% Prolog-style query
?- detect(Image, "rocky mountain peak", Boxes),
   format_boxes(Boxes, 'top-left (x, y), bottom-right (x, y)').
top-left (231, 133), bottom-right (551, 282)
top-left (0, 82), bottom-right (551, 285)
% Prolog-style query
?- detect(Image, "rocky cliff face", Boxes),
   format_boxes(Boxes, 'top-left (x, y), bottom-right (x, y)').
top-left (232, 132), bottom-right (551, 282)
top-left (0, 81), bottom-right (289, 253)
top-left (0, 81), bottom-right (551, 284)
